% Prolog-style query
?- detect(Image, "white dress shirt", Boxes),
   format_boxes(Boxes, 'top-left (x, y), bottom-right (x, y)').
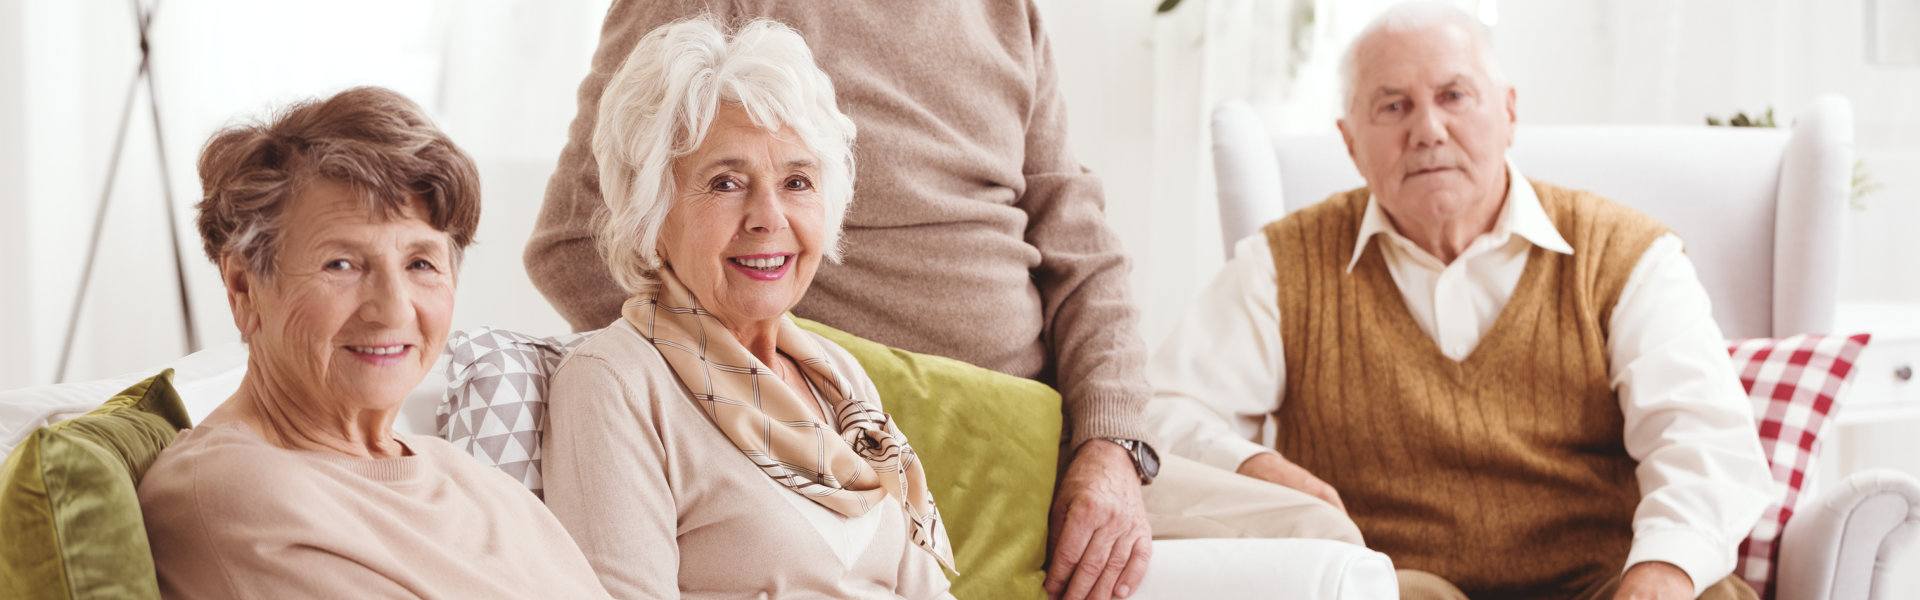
top-left (1147, 163), bottom-right (1773, 595)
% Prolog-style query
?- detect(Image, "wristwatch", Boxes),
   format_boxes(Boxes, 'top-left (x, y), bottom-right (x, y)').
top-left (1104, 438), bottom-right (1161, 485)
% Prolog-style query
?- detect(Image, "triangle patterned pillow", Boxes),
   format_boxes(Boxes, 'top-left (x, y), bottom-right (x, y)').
top-left (437, 327), bottom-right (596, 498)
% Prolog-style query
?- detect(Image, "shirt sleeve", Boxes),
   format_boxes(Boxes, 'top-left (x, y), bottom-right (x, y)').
top-left (1014, 4), bottom-right (1156, 449)
top-left (1146, 233), bottom-right (1288, 473)
top-left (1608, 234), bottom-right (1774, 595)
top-left (543, 351), bottom-right (682, 599)
top-left (525, 0), bottom-right (718, 332)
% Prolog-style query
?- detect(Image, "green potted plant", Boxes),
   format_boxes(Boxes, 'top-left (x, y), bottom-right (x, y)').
top-left (1709, 108), bottom-right (1884, 210)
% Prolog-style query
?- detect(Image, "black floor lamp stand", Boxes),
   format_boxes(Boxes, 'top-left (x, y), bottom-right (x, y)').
top-left (54, 0), bottom-right (198, 383)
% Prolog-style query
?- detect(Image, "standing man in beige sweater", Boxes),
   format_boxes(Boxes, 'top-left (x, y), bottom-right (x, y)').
top-left (527, 2), bottom-right (1361, 599)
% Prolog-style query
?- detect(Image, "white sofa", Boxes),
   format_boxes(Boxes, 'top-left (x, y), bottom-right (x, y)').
top-left (1209, 95), bottom-right (1920, 600)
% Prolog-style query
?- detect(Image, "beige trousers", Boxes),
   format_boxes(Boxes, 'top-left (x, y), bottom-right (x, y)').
top-left (1396, 568), bottom-right (1760, 600)
top-left (1139, 454), bottom-right (1364, 545)
top-left (1137, 455), bottom-right (1755, 600)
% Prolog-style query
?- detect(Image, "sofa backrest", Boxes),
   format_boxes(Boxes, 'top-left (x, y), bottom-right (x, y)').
top-left (0, 344), bottom-right (447, 456)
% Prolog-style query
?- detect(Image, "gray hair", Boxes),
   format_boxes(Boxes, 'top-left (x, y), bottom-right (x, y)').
top-left (1338, 2), bottom-right (1507, 115)
top-left (593, 17), bottom-right (857, 293)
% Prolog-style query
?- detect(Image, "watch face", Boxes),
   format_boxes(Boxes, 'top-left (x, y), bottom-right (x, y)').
top-left (1137, 443), bottom-right (1161, 480)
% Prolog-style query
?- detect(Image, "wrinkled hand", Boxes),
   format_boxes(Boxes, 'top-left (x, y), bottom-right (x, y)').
top-left (1045, 440), bottom-right (1152, 600)
top-left (1236, 452), bottom-right (1346, 512)
top-left (1613, 561), bottom-right (1693, 600)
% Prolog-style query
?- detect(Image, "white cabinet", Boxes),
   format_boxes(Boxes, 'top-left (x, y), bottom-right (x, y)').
top-left (1831, 302), bottom-right (1920, 427)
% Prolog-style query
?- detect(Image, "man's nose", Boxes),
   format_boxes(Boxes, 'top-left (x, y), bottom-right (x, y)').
top-left (1409, 103), bottom-right (1448, 148)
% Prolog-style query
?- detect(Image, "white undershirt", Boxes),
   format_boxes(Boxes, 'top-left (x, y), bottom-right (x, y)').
top-left (764, 471), bottom-right (888, 571)
top-left (1146, 163), bottom-right (1773, 595)
top-left (760, 367), bottom-right (888, 572)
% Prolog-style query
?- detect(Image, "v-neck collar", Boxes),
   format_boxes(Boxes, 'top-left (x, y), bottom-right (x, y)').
top-left (1352, 236), bottom-right (1554, 369)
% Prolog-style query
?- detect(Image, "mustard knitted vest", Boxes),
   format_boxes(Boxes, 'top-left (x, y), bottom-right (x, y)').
top-left (1263, 181), bottom-right (1670, 597)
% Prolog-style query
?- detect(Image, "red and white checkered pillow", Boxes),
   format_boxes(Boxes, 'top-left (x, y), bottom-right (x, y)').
top-left (1728, 333), bottom-right (1871, 600)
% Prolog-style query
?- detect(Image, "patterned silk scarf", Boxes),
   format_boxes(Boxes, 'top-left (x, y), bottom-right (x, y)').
top-left (621, 268), bottom-right (956, 572)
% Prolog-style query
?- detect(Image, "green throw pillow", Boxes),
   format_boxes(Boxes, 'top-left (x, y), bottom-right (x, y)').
top-left (0, 370), bottom-right (192, 600)
top-left (795, 317), bottom-right (1059, 600)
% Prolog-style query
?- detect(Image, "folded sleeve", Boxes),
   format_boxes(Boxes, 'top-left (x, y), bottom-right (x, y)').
top-left (1015, 4), bottom-right (1154, 448)
top-left (1146, 233), bottom-right (1289, 473)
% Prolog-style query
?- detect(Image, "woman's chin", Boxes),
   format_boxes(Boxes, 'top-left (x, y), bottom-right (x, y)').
top-left (708, 293), bottom-right (801, 324)
top-left (328, 378), bottom-right (426, 413)
top-left (753, 303), bottom-right (802, 323)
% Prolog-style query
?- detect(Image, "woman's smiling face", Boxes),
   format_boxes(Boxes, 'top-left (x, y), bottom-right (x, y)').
top-left (231, 178), bottom-right (455, 411)
top-left (657, 103), bottom-right (827, 327)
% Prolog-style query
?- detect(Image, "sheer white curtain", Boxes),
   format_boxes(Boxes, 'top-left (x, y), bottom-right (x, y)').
top-left (1, 0), bottom-right (604, 387)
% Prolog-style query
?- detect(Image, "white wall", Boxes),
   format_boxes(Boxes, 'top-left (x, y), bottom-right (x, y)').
top-left (1491, 0), bottom-right (1920, 305)
top-left (0, 0), bottom-right (27, 390)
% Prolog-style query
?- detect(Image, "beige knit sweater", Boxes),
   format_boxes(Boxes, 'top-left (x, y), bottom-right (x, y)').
top-left (137, 422), bottom-right (610, 599)
top-left (542, 320), bottom-right (954, 599)
top-left (525, 0), bottom-right (1150, 447)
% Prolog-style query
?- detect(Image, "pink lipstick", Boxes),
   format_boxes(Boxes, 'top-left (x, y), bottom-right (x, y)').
top-left (727, 253), bottom-right (794, 281)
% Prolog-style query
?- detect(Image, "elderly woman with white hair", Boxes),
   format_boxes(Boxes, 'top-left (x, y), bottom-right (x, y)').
top-left (540, 17), bottom-right (955, 599)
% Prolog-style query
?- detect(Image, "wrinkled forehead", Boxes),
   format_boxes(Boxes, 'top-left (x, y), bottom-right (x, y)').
top-left (284, 180), bottom-right (447, 243)
top-left (1352, 24), bottom-right (1494, 92)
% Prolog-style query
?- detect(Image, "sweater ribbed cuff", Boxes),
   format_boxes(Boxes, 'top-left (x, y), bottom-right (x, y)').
top-left (1065, 389), bottom-right (1152, 453)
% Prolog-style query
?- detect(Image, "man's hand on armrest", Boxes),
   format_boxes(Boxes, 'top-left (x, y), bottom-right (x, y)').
top-left (1236, 452), bottom-right (1346, 512)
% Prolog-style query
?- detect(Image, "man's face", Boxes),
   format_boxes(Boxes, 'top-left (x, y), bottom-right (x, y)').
top-left (1338, 24), bottom-right (1516, 231)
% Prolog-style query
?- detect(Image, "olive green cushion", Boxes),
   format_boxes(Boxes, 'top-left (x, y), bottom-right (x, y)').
top-left (0, 370), bottom-right (191, 600)
top-left (794, 318), bottom-right (1059, 600)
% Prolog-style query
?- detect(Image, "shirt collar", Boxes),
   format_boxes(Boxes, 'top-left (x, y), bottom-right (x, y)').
top-left (1345, 159), bottom-right (1574, 273)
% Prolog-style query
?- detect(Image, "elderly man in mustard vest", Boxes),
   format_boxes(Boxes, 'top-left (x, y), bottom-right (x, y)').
top-left (1147, 3), bottom-right (1773, 599)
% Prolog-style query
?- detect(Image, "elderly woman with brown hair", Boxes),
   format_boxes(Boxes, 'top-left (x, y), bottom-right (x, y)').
top-left (136, 86), bottom-right (609, 599)
top-left (540, 17), bottom-right (955, 599)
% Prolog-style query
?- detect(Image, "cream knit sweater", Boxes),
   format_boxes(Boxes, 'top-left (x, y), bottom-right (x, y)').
top-left (137, 422), bottom-right (610, 599)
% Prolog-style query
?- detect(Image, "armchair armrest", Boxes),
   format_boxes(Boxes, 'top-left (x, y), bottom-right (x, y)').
top-left (1132, 539), bottom-right (1396, 599)
top-left (1777, 469), bottom-right (1920, 600)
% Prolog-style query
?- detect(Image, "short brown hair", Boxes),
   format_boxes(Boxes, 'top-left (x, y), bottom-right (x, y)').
top-left (195, 86), bottom-right (481, 275)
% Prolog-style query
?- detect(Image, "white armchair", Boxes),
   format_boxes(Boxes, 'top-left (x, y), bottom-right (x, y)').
top-left (1208, 96), bottom-right (1920, 600)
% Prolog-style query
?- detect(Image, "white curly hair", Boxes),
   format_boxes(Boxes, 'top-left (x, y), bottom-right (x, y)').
top-left (593, 17), bottom-right (857, 293)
